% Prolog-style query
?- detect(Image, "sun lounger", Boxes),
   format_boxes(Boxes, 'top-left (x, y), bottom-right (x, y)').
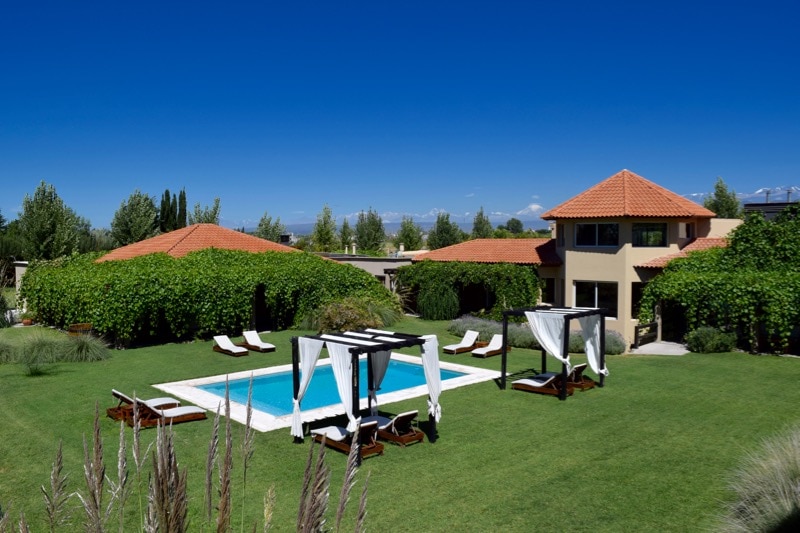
top-left (566, 363), bottom-right (595, 390)
top-left (442, 330), bottom-right (480, 354)
top-left (213, 335), bottom-right (249, 357)
top-left (128, 400), bottom-right (207, 428)
top-left (471, 334), bottom-right (505, 358)
top-left (311, 421), bottom-right (384, 459)
top-left (511, 373), bottom-right (574, 397)
top-left (106, 389), bottom-right (180, 421)
top-left (362, 410), bottom-right (424, 447)
top-left (237, 330), bottom-right (276, 353)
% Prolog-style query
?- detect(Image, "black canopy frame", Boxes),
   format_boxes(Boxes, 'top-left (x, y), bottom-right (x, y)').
top-left (500, 306), bottom-right (608, 400)
top-left (290, 330), bottom-right (430, 452)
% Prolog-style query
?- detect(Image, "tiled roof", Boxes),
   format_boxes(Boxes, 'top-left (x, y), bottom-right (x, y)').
top-left (636, 237), bottom-right (729, 268)
top-left (541, 169), bottom-right (716, 220)
top-left (96, 223), bottom-right (297, 262)
top-left (412, 238), bottom-right (561, 266)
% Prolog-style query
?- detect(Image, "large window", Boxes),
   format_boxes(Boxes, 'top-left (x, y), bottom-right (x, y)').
top-left (575, 281), bottom-right (617, 318)
top-left (631, 281), bottom-right (647, 318)
top-left (540, 277), bottom-right (556, 304)
top-left (632, 223), bottom-right (667, 247)
top-left (575, 223), bottom-right (619, 247)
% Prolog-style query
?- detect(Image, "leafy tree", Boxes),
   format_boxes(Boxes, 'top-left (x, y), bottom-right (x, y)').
top-left (471, 207), bottom-right (493, 238)
top-left (704, 177), bottom-right (743, 218)
top-left (18, 181), bottom-right (82, 260)
top-left (311, 205), bottom-right (337, 252)
top-left (427, 212), bottom-right (463, 250)
top-left (254, 211), bottom-right (286, 242)
top-left (506, 217), bottom-right (524, 234)
top-left (339, 218), bottom-right (354, 251)
top-left (110, 190), bottom-right (158, 246)
top-left (393, 216), bottom-right (423, 251)
top-left (354, 208), bottom-right (385, 254)
top-left (0, 208), bottom-right (6, 233)
top-left (188, 198), bottom-right (221, 225)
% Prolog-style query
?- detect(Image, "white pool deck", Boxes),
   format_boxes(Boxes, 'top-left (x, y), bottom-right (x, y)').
top-left (154, 352), bottom-right (500, 433)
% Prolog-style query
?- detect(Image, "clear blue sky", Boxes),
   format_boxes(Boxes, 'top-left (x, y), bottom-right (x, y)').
top-left (2, 1), bottom-right (799, 230)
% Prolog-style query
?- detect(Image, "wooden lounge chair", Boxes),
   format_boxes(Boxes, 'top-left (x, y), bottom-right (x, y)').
top-left (311, 421), bottom-right (384, 459)
top-left (362, 410), bottom-right (425, 447)
top-left (566, 363), bottom-right (595, 391)
top-left (213, 335), bottom-right (249, 357)
top-left (511, 373), bottom-right (575, 397)
top-left (128, 400), bottom-right (207, 428)
top-left (471, 334), bottom-right (505, 358)
top-left (442, 330), bottom-right (480, 354)
top-left (106, 389), bottom-right (180, 421)
top-left (237, 330), bottom-right (276, 353)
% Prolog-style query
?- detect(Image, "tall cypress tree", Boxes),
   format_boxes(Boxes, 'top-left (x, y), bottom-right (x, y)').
top-left (178, 188), bottom-right (187, 228)
top-left (159, 189), bottom-right (171, 232)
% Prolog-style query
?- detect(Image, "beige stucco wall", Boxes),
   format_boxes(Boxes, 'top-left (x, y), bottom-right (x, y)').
top-left (550, 217), bottom-right (740, 347)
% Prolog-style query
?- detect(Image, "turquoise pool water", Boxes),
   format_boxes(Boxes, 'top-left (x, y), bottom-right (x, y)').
top-left (198, 359), bottom-right (465, 416)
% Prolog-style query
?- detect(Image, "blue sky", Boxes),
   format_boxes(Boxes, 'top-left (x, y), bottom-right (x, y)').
top-left (2, 1), bottom-right (799, 230)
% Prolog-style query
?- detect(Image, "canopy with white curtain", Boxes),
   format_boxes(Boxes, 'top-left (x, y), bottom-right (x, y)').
top-left (290, 329), bottom-right (440, 443)
top-left (499, 306), bottom-right (608, 400)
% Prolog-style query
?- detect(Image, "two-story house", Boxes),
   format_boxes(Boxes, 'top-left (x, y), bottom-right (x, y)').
top-left (540, 169), bottom-right (740, 345)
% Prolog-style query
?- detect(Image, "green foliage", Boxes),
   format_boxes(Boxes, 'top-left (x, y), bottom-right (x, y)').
top-left (471, 207), bottom-right (493, 238)
top-left (640, 206), bottom-right (800, 353)
top-left (506, 217), bottom-right (524, 234)
top-left (397, 260), bottom-right (539, 320)
top-left (703, 176), bottom-right (743, 218)
top-left (17, 331), bottom-right (60, 375)
top-left (338, 218), bottom-right (354, 251)
top-left (254, 212), bottom-right (286, 243)
top-left (60, 334), bottom-right (110, 362)
top-left (188, 198), bottom-right (221, 225)
top-left (0, 292), bottom-right (8, 328)
top-left (311, 205), bottom-right (337, 252)
top-left (417, 284), bottom-right (460, 320)
top-left (0, 338), bottom-right (13, 363)
top-left (354, 208), bottom-right (385, 254)
top-left (18, 181), bottom-right (82, 260)
top-left (110, 190), bottom-right (158, 246)
top-left (426, 212), bottom-right (464, 250)
top-left (178, 189), bottom-right (187, 229)
top-left (393, 216), bottom-right (423, 251)
top-left (19, 249), bottom-right (397, 346)
top-left (685, 327), bottom-right (737, 353)
top-left (301, 295), bottom-right (402, 333)
top-left (716, 425), bottom-right (800, 532)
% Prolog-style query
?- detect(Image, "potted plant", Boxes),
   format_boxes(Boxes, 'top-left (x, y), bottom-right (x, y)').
top-left (20, 311), bottom-right (35, 326)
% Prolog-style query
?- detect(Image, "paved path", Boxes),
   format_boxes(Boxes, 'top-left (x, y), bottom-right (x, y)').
top-left (628, 341), bottom-right (689, 356)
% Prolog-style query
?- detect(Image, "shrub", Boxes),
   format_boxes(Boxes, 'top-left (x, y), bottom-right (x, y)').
top-left (716, 425), bottom-right (800, 532)
top-left (0, 293), bottom-right (9, 328)
top-left (685, 326), bottom-right (737, 353)
top-left (0, 339), bottom-right (15, 363)
top-left (417, 285), bottom-right (460, 321)
top-left (18, 331), bottom-right (60, 375)
top-left (60, 334), bottom-right (110, 362)
top-left (302, 296), bottom-right (394, 333)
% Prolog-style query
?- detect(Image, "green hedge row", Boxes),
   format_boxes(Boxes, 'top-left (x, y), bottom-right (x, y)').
top-left (20, 249), bottom-right (399, 346)
top-left (396, 261), bottom-right (540, 320)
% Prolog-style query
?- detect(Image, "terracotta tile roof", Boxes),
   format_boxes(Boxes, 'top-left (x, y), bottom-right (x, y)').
top-left (96, 223), bottom-right (297, 262)
top-left (636, 237), bottom-right (729, 268)
top-left (541, 169), bottom-right (716, 220)
top-left (412, 238), bottom-right (561, 266)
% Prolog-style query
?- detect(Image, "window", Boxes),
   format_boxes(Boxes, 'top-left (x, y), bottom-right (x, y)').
top-left (575, 281), bottom-right (617, 318)
top-left (678, 222), bottom-right (695, 239)
top-left (631, 282), bottom-right (647, 317)
top-left (575, 223), bottom-right (619, 247)
top-left (556, 224), bottom-right (565, 247)
top-left (540, 278), bottom-right (556, 304)
top-left (632, 223), bottom-right (667, 247)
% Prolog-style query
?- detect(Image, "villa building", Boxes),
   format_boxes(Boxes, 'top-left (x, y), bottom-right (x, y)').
top-left (416, 169), bottom-right (742, 347)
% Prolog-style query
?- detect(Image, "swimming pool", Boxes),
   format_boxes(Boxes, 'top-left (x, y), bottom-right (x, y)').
top-left (198, 358), bottom-right (467, 416)
top-left (155, 353), bottom-right (500, 432)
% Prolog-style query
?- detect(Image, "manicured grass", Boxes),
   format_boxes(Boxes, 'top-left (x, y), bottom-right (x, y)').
top-left (1, 319), bottom-right (799, 531)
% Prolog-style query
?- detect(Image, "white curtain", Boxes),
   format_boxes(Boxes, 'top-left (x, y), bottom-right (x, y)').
top-left (327, 342), bottom-right (360, 432)
top-left (578, 314), bottom-right (608, 376)
top-left (421, 335), bottom-right (442, 422)
top-left (368, 350), bottom-right (392, 416)
top-left (291, 337), bottom-right (324, 438)
top-left (525, 311), bottom-right (571, 373)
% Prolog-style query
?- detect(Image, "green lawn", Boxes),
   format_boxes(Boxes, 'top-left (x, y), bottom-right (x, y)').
top-left (1, 319), bottom-right (799, 531)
